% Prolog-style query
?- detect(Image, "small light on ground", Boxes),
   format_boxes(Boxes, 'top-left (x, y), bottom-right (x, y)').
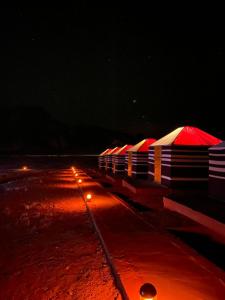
top-left (78, 179), bottom-right (82, 183)
top-left (71, 167), bottom-right (76, 173)
top-left (140, 283), bottom-right (157, 300)
top-left (22, 166), bottom-right (28, 171)
top-left (75, 173), bottom-right (78, 177)
top-left (86, 193), bottom-right (92, 201)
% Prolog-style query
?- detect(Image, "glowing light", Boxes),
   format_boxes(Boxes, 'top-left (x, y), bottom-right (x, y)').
top-left (71, 167), bottom-right (76, 173)
top-left (22, 166), bottom-right (28, 171)
top-left (78, 179), bottom-right (82, 183)
top-left (86, 193), bottom-right (92, 201)
top-left (75, 173), bottom-right (78, 177)
top-left (140, 283), bottom-right (157, 300)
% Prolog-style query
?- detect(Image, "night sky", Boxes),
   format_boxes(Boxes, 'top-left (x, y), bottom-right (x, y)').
top-left (1, 4), bottom-right (225, 140)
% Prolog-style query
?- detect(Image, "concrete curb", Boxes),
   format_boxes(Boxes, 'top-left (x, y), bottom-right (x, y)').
top-left (164, 197), bottom-right (225, 239)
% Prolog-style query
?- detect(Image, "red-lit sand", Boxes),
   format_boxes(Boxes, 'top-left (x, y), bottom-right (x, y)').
top-left (0, 170), bottom-right (119, 300)
top-left (80, 172), bottom-right (225, 300)
top-left (1, 168), bottom-right (225, 299)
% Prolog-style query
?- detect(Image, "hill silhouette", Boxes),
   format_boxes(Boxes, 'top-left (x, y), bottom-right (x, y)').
top-left (0, 106), bottom-right (137, 154)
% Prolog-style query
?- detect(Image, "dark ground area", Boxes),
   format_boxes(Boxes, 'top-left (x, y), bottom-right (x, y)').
top-left (169, 229), bottom-right (225, 271)
top-left (168, 190), bottom-right (225, 224)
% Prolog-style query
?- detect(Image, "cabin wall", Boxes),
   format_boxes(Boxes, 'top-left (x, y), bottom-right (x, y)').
top-left (154, 146), bottom-right (161, 183)
top-left (106, 154), bottom-right (114, 172)
top-left (105, 155), bottom-right (109, 171)
top-left (125, 153), bottom-right (129, 175)
top-left (209, 147), bottom-right (225, 199)
top-left (129, 152), bottom-right (149, 179)
top-left (113, 155), bottom-right (126, 174)
top-left (127, 152), bottom-right (132, 177)
top-left (148, 147), bottom-right (155, 180)
top-left (161, 145), bottom-right (209, 187)
top-left (149, 146), bottom-right (162, 183)
top-left (98, 156), bottom-right (106, 169)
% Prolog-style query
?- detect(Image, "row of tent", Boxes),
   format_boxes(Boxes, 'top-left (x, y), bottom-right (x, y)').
top-left (98, 126), bottom-right (225, 200)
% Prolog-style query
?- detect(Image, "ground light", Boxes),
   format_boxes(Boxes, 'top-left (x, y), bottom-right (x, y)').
top-left (75, 173), bottom-right (78, 177)
top-left (78, 179), bottom-right (82, 183)
top-left (86, 193), bottom-right (92, 201)
top-left (22, 166), bottom-right (28, 171)
top-left (139, 283), bottom-right (157, 300)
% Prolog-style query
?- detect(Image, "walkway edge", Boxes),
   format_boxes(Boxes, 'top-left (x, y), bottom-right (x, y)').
top-left (164, 197), bottom-right (225, 239)
top-left (76, 180), bottom-right (129, 300)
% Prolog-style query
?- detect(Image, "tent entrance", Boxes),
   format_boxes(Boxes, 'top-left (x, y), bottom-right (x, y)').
top-left (128, 152), bottom-right (132, 177)
top-left (154, 146), bottom-right (161, 183)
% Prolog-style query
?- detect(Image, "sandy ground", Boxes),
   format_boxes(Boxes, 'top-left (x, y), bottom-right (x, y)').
top-left (0, 170), bottom-right (119, 300)
top-left (79, 171), bottom-right (225, 300)
top-left (1, 164), bottom-right (225, 300)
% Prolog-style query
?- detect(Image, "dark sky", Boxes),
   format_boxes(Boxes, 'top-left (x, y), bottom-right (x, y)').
top-left (1, 4), bottom-right (225, 139)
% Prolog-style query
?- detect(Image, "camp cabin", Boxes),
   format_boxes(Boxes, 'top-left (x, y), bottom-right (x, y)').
top-left (149, 126), bottom-right (221, 188)
top-left (98, 148), bottom-right (112, 170)
top-left (112, 144), bottom-right (133, 175)
top-left (105, 147), bottom-right (120, 172)
top-left (126, 138), bottom-right (156, 179)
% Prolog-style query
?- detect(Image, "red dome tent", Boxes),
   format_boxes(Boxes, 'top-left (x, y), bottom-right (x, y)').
top-left (98, 148), bottom-right (112, 170)
top-left (112, 145), bottom-right (133, 175)
top-left (105, 147), bottom-right (120, 172)
top-left (209, 141), bottom-right (225, 200)
top-left (126, 138), bottom-right (156, 178)
top-left (149, 126), bottom-right (221, 187)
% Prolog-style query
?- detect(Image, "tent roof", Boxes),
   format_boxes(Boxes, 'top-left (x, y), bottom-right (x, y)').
top-left (107, 147), bottom-right (120, 155)
top-left (128, 138), bottom-right (156, 152)
top-left (99, 148), bottom-right (111, 156)
top-left (114, 144), bottom-right (133, 155)
top-left (210, 141), bottom-right (225, 150)
top-left (152, 126), bottom-right (222, 146)
top-left (99, 148), bottom-right (113, 156)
